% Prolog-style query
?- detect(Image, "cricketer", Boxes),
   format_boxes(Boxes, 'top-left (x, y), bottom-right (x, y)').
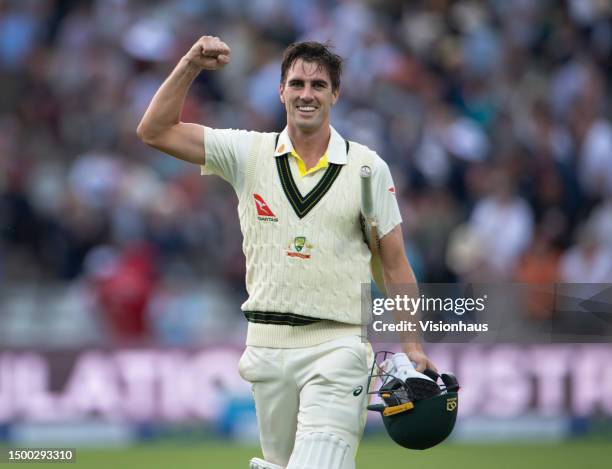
top-left (137, 35), bottom-right (436, 469)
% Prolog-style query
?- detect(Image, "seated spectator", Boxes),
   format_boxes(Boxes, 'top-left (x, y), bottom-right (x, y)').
top-left (560, 225), bottom-right (612, 283)
top-left (468, 169), bottom-right (534, 279)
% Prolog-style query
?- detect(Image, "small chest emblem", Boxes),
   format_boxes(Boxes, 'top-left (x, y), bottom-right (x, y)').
top-left (294, 236), bottom-right (305, 252)
top-left (287, 236), bottom-right (313, 259)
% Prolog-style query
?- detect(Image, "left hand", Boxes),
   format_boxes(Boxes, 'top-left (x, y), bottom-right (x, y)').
top-left (406, 349), bottom-right (438, 374)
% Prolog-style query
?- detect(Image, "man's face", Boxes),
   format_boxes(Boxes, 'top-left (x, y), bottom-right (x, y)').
top-left (279, 59), bottom-right (339, 133)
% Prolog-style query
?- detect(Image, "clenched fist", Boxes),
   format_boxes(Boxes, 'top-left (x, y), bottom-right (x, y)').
top-left (184, 36), bottom-right (231, 71)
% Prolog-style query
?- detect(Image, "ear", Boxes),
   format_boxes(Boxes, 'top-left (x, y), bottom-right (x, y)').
top-left (332, 87), bottom-right (340, 105)
top-left (279, 83), bottom-right (285, 104)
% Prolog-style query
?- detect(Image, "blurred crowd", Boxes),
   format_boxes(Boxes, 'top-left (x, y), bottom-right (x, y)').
top-left (1, 0), bottom-right (611, 343)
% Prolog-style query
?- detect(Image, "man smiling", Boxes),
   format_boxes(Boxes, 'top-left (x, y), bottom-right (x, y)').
top-left (137, 36), bottom-right (435, 469)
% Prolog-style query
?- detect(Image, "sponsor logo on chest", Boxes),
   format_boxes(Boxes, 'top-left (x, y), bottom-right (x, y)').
top-left (253, 194), bottom-right (278, 222)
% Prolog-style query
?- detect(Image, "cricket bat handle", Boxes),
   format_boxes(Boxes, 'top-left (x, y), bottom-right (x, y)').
top-left (360, 165), bottom-right (374, 220)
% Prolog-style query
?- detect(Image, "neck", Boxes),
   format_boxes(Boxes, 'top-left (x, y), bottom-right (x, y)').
top-left (287, 123), bottom-right (331, 166)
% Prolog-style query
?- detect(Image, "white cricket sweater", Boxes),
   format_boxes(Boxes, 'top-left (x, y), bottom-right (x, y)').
top-left (239, 132), bottom-right (375, 347)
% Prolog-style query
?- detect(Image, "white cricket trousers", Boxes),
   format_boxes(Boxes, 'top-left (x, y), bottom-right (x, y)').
top-left (239, 335), bottom-right (373, 469)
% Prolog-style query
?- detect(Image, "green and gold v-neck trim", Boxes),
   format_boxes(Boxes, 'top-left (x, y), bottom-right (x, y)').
top-left (274, 134), bottom-right (349, 219)
top-left (275, 154), bottom-right (342, 219)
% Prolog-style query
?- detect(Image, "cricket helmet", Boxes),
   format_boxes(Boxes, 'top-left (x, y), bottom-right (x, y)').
top-left (367, 351), bottom-right (460, 450)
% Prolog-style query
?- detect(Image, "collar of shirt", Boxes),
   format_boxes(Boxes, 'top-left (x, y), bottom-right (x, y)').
top-left (274, 126), bottom-right (348, 177)
top-left (290, 149), bottom-right (328, 177)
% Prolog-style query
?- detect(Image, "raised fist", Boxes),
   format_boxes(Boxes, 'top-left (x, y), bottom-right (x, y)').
top-left (184, 36), bottom-right (231, 71)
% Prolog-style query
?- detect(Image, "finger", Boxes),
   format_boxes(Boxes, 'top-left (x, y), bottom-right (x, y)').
top-left (215, 43), bottom-right (230, 55)
top-left (217, 54), bottom-right (230, 65)
top-left (205, 37), bottom-right (229, 52)
top-left (414, 360), bottom-right (426, 372)
top-left (201, 47), bottom-right (222, 57)
top-left (202, 46), bottom-right (230, 59)
top-left (199, 57), bottom-right (223, 70)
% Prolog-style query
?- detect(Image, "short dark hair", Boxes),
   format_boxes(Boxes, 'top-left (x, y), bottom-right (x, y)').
top-left (280, 41), bottom-right (343, 92)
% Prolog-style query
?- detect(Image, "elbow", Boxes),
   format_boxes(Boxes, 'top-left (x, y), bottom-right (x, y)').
top-left (136, 123), bottom-right (157, 147)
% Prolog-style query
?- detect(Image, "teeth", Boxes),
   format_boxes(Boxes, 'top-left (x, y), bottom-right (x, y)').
top-left (298, 106), bottom-right (316, 111)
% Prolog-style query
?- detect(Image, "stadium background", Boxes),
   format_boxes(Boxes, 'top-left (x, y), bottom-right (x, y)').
top-left (0, 0), bottom-right (611, 467)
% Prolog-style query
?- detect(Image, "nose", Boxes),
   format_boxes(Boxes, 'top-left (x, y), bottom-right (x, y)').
top-left (299, 84), bottom-right (314, 102)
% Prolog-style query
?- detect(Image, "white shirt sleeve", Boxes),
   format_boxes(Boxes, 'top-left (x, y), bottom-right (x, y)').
top-left (371, 155), bottom-right (402, 237)
top-left (201, 127), bottom-right (255, 194)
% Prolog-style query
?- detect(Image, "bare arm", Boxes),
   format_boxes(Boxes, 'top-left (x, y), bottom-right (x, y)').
top-left (136, 36), bottom-right (231, 165)
top-left (380, 225), bottom-right (438, 373)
